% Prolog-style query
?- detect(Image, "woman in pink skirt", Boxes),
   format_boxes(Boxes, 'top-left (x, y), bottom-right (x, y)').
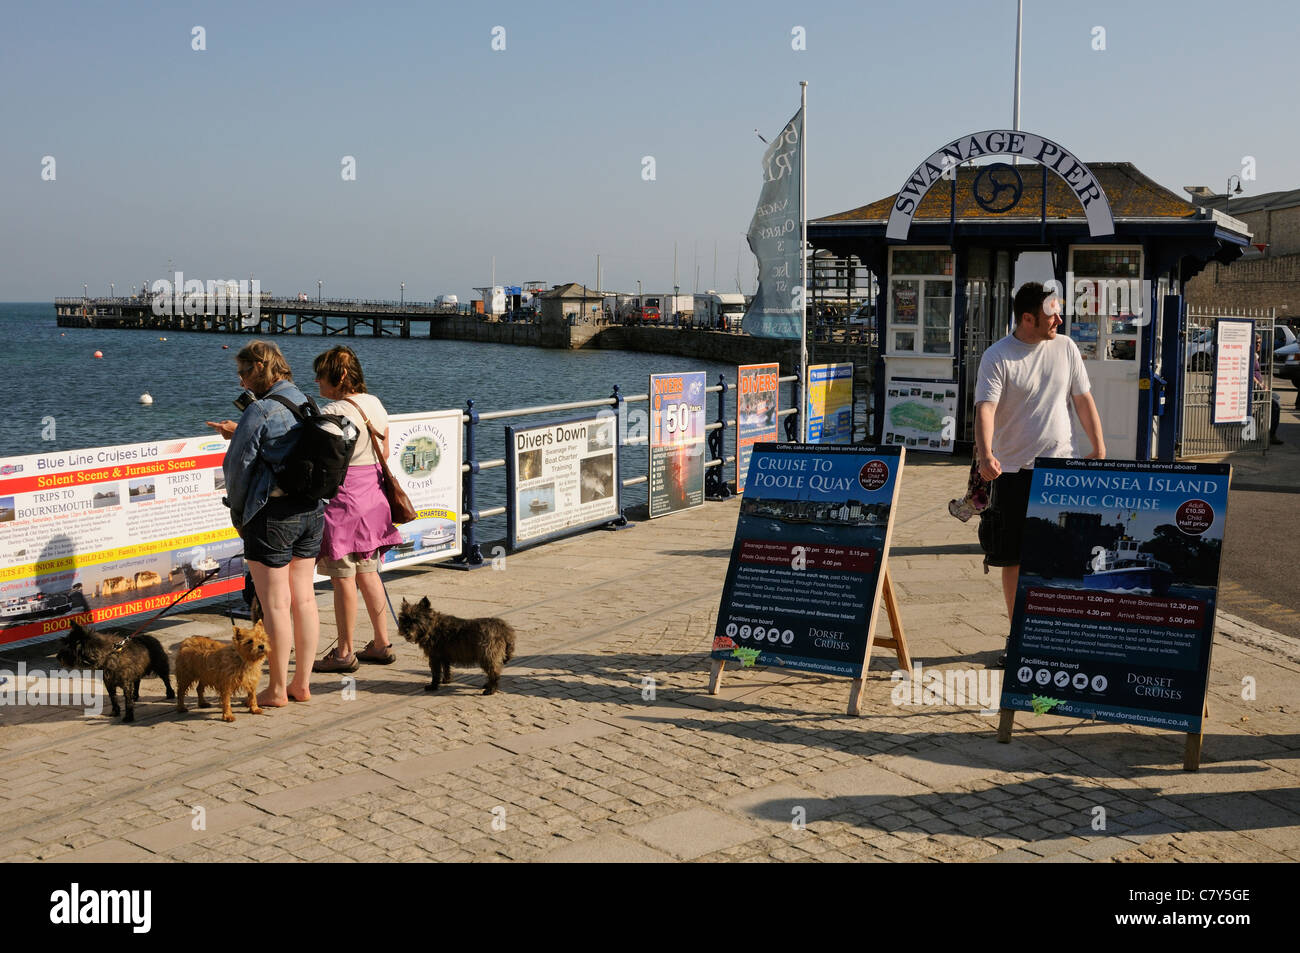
top-left (311, 346), bottom-right (403, 672)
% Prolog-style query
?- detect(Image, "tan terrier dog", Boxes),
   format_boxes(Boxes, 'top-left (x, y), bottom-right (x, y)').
top-left (174, 622), bottom-right (269, 722)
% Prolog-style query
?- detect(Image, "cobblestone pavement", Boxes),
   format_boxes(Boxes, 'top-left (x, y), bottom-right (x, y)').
top-left (2, 457), bottom-right (1297, 863)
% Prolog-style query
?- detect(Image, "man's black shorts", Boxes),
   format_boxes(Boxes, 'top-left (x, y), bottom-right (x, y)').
top-left (978, 468), bottom-right (1033, 568)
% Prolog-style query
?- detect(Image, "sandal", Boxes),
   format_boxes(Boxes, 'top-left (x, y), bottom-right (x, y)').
top-left (312, 649), bottom-right (359, 673)
top-left (357, 640), bottom-right (396, 664)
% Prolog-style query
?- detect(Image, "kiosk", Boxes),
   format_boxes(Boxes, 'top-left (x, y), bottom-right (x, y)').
top-left (809, 130), bottom-right (1253, 460)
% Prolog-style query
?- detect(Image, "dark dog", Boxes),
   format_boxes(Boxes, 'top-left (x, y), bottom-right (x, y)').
top-left (55, 622), bottom-right (175, 722)
top-left (397, 596), bottom-right (516, 695)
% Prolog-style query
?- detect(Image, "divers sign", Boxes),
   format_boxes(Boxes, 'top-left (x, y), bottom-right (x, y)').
top-left (885, 129), bottom-right (1114, 241)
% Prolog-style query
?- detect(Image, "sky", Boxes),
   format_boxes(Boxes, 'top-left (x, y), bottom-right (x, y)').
top-left (2, 0), bottom-right (1296, 303)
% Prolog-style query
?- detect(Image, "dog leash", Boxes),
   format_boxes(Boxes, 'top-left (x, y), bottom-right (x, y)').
top-left (109, 559), bottom-right (227, 653)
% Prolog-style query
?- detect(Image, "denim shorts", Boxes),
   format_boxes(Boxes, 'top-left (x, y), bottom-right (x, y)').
top-left (243, 498), bottom-right (325, 568)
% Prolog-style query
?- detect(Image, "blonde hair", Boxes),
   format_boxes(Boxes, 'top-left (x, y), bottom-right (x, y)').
top-left (313, 346), bottom-right (367, 395)
top-left (236, 340), bottom-right (292, 395)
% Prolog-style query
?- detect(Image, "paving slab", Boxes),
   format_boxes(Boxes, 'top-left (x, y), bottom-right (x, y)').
top-left (624, 807), bottom-right (766, 860)
top-left (537, 833), bottom-right (675, 863)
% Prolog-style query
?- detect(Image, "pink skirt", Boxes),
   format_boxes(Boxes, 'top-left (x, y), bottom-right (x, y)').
top-left (320, 464), bottom-right (403, 561)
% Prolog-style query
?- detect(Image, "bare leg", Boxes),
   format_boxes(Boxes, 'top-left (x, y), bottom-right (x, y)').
top-left (355, 569), bottom-right (392, 650)
top-left (286, 555), bottom-right (319, 701)
top-left (250, 560), bottom-right (293, 707)
top-left (1001, 565), bottom-right (1019, 622)
top-left (331, 574), bottom-right (359, 658)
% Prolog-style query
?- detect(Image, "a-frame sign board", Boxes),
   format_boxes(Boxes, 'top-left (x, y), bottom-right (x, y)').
top-left (705, 444), bottom-right (913, 715)
top-left (993, 459), bottom-right (1231, 772)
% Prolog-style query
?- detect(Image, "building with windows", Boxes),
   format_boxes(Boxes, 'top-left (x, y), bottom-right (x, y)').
top-left (809, 131), bottom-right (1252, 460)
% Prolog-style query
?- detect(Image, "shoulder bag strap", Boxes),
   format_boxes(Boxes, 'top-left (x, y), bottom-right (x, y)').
top-left (341, 396), bottom-right (384, 458)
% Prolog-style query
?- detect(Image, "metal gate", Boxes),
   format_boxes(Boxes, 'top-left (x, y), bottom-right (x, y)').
top-left (1178, 306), bottom-right (1275, 457)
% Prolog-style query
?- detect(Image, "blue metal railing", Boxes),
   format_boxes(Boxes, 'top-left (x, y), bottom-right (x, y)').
top-left (449, 375), bottom-right (800, 567)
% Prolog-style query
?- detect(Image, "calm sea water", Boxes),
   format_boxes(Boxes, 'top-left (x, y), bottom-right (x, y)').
top-left (0, 303), bottom-right (782, 525)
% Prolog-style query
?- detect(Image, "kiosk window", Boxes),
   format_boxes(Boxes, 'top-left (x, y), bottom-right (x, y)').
top-left (889, 248), bottom-right (954, 357)
top-left (1067, 247), bottom-right (1143, 363)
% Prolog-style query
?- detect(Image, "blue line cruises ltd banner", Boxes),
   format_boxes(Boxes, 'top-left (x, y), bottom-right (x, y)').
top-left (711, 444), bottom-right (903, 678)
top-left (1000, 459), bottom-right (1231, 733)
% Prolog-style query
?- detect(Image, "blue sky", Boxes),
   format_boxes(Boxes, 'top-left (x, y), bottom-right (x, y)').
top-left (2, 0), bottom-right (1295, 302)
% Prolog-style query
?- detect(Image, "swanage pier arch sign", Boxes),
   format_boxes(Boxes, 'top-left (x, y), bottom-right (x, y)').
top-left (885, 129), bottom-right (1115, 241)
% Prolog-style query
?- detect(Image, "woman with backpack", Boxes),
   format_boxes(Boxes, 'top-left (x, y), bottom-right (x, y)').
top-left (310, 346), bottom-right (403, 672)
top-left (206, 340), bottom-right (323, 705)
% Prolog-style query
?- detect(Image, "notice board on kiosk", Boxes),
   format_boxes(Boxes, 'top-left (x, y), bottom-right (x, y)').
top-left (999, 458), bottom-right (1230, 734)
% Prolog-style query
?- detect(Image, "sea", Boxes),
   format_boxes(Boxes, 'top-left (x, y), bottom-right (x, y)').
top-left (0, 303), bottom-right (790, 534)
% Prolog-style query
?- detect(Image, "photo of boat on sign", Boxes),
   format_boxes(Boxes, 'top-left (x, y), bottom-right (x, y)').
top-left (1018, 460), bottom-right (1229, 600)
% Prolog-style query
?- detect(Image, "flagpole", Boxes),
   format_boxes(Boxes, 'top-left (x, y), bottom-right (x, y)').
top-left (800, 80), bottom-right (808, 443)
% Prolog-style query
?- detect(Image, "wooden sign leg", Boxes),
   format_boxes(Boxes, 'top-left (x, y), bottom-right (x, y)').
top-left (997, 708), bottom-right (1015, 743)
top-left (847, 678), bottom-right (865, 716)
top-left (708, 659), bottom-right (726, 695)
top-left (873, 569), bottom-right (915, 670)
top-left (1183, 697), bottom-right (1210, 772)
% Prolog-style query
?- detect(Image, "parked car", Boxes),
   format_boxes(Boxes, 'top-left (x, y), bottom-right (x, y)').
top-left (1275, 339), bottom-right (1300, 382)
top-left (1188, 326), bottom-right (1214, 371)
top-left (847, 304), bottom-right (874, 325)
top-left (1275, 324), bottom-right (1297, 349)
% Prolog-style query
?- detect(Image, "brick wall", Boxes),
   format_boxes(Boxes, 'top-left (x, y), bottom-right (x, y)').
top-left (1185, 251), bottom-right (1299, 317)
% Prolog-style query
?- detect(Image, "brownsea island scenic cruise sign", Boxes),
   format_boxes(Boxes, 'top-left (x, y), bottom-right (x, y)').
top-left (1000, 458), bottom-right (1230, 733)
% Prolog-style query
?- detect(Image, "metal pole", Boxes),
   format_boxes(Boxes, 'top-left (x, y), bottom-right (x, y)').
top-left (800, 80), bottom-right (809, 443)
top-left (459, 398), bottom-right (483, 567)
top-left (1012, 0), bottom-right (1023, 165)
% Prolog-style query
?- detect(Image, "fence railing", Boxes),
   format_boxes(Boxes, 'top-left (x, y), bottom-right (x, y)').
top-left (1178, 307), bottom-right (1275, 458)
top-left (450, 374), bottom-right (801, 565)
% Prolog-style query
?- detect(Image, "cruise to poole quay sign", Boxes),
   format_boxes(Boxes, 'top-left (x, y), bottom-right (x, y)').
top-left (885, 129), bottom-right (1115, 241)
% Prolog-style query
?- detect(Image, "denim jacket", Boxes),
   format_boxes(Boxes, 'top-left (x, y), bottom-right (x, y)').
top-left (223, 379), bottom-right (313, 534)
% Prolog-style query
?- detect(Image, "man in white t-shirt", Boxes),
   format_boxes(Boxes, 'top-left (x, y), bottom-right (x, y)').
top-left (974, 282), bottom-right (1106, 662)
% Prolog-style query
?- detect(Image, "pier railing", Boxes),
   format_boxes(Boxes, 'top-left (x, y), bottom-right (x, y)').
top-left (450, 374), bottom-right (801, 566)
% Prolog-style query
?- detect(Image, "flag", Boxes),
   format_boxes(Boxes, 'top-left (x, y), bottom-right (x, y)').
top-left (742, 106), bottom-right (803, 339)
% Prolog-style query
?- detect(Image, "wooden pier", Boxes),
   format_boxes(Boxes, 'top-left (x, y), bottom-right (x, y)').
top-left (54, 296), bottom-right (470, 338)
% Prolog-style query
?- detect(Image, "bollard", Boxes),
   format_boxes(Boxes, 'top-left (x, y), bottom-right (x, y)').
top-left (455, 398), bottom-right (485, 567)
top-left (706, 373), bottom-right (732, 500)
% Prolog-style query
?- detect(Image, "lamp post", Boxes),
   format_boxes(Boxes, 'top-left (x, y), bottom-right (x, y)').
top-left (317, 280), bottom-right (322, 303)
top-left (83, 283), bottom-right (87, 299)
top-left (1225, 174), bottom-right (1243, 210)
top-left (400, 282), bottom-right (405, 306)
top-left (109, 283), bottom-right (114, 298)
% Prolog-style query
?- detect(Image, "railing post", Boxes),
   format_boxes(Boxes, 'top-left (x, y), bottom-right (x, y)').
top-left (457, 398), bottom-right (484, 566)
top-left (608, 384), bottom-right (629, 526)
top-left (786, 367), bottom-right (802, 442)
top-left (706, 373), bottom-right (732, 500)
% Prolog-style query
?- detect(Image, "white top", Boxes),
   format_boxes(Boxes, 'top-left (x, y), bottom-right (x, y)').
top-left (974, 333), bottom-right (1091, 472)
top-left (323, 393), bottom-right (390, 466)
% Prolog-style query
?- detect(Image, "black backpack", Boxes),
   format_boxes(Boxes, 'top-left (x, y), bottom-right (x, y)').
top-left (263, 394), bottom-right (359, 501)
